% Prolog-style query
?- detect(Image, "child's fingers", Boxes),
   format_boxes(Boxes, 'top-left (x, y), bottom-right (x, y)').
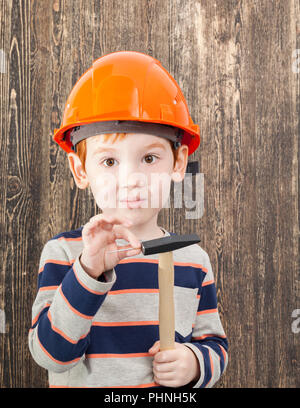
top-left (153, 361), bottom-right (177, 375)
top-left (90, 214), bottom-right (132, 226)
top-left (153, 376), bottom-right (177, 388)
top-left (86, 214), bottom-right (132, 233)
top-left (112, 242), bottom-right (137, 253)
top-left (113, 225), bottom-right (141, 252)
top-left (154, 348), bottom-right (179, 363)
top-left (148, 340), bottom-right (160, 355)
top-left (124, 248), bottom-right (141, 257)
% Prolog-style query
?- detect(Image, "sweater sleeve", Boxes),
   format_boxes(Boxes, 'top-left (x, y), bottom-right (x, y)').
top-left (184, 251), bottom-right (228, 388)
top-left (28, 239), bottom-right (116, 373)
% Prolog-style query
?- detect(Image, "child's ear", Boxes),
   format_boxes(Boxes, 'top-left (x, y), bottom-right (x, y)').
top-left (67, 152), bottom-right (89, 189)
top-left (171, 144), bottom-right (189, 183)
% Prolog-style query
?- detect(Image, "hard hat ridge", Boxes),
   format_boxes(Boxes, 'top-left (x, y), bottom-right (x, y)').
top-left (68, 120), bottom-right (183, 152)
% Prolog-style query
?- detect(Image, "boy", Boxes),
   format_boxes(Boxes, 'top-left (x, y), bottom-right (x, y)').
top-left (28, 51), bottom-right (228, 388)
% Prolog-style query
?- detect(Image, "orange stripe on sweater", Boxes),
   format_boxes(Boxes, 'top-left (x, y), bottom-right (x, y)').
top-left (206, 349), bottom-right (214, 387)
top-left (92, 320), bottom-right (159, 327)
top-left (49, 382), bottom-right (158, 388)
top-left (108, 288), bottom-right (159, 295)
top-left (31, 302), bottom-right (51, 326)
top-left (202, 279), bottom-right (214, 287)
top-left (219, 344), bottom-right (227, 363)
top-left (86, 352), bottom-right (150, 359)
top-left (59, 286), bottom-right (93, 320)
top-left (37, 332), bottom-right (81, 366)
top-left (39, 285), bottom-right (59, 292)
top-left (47, 309), bottom-right (89, 344)
top-left (192, 333), bottom-right (227, 340)
top-left (73, 263), bottom-right (106, 295)
top-left (57, 236), bottom-right (82, 242)
top-left (197, 308), bottom-right (217, 315)
top-left (119, 258), bottom-right (208, 271)
top-left (39, 259), bottom-right (75, 274)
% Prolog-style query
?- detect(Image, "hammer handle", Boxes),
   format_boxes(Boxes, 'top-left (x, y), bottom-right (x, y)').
top-left (158, 251), bottom-right (175, 350)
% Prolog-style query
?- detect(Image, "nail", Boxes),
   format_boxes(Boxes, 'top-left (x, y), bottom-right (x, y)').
top-left (107, 246), bottom-right (140, 254)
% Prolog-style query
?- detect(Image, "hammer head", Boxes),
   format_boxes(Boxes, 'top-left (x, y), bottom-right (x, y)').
top-left (141, 233), bottom-right (200, 255)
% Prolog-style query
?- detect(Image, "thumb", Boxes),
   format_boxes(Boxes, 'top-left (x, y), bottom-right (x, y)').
top-left (148, 340), bottom-right (160, 355)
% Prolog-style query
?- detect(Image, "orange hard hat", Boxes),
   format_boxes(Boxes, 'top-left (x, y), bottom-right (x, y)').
top-left (53, 51), bottom-right (200, 155)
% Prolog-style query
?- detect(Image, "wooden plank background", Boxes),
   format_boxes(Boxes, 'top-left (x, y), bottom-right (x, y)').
top-left (0, 0), bottom-right (299, 388)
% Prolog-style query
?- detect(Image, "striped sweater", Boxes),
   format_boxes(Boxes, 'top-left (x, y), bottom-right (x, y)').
top-left (28, 226), bottom-right (228, 388)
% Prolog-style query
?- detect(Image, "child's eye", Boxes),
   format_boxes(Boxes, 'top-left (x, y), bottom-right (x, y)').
top-left (103, 158), bottom-right (117, 167)
top-left (143, 154), bottom-right (158, 164)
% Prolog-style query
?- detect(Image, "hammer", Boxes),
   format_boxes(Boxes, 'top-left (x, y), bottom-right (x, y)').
top-left (108, 233), bottom-right (200, 350)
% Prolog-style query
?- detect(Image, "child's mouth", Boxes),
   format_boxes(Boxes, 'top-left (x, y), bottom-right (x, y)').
top-left (120, 199), bottom-right (146, 209)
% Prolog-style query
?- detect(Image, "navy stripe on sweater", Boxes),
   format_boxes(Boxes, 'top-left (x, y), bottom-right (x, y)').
top-left (38, 260), bottom-right (207, 293)
top-left (37, 310), bottom-right (90, 363)
top-left (61, 268), bottom-right (107, 317)
top-left (197, 345), bottom-right (213, 387)
top-left (50, 227), bottom-right (83, 241)
top-left (204, 339), bottom-right (228, 373)
top-left (38, 263), bottom-right (71, 288)
top-left (87, 325), bottom-right (159, 355)
top-left (198, 282), bottom-right (218, 311)
top-left (86, 326), bottom-right (195, 355)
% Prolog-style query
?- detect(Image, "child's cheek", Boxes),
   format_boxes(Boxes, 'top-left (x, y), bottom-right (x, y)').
top-left (89, 171), bottom-right (172, 210)
top-left (149, 173), bottom-right (172, 208)
top-left (91, 175), bottom-right (118, 209)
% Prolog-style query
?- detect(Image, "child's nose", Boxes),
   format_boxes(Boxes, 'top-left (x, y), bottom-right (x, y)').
top-left (118, 165), bottom-right (147, 189)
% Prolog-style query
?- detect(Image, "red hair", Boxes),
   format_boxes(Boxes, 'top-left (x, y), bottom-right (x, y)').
top-left (76, 133), bottom-right (178, 171)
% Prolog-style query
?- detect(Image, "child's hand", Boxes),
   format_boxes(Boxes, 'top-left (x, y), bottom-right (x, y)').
top-left (148, 340), bottom-right (200, 387)
top-left (79, 214), bottom-right (141, 279)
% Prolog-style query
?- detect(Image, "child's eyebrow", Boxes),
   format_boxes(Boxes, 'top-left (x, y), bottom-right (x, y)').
top-left (92, 142), bottom-right (167, 156)
top-left (144, 142), bottom-right (167, 150)
top-left (92, 146), bottom-right (117, 156)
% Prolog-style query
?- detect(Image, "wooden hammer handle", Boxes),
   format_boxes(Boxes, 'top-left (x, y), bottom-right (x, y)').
top-left (158, 251), bottom-right (175, 350)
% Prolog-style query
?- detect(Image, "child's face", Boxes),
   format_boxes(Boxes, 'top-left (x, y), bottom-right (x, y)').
top-left (68, 132), bottom-right (188, 225)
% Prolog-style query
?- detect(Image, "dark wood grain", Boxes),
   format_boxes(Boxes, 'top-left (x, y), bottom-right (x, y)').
top-left (0, 0), bottom-right (299, 387)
